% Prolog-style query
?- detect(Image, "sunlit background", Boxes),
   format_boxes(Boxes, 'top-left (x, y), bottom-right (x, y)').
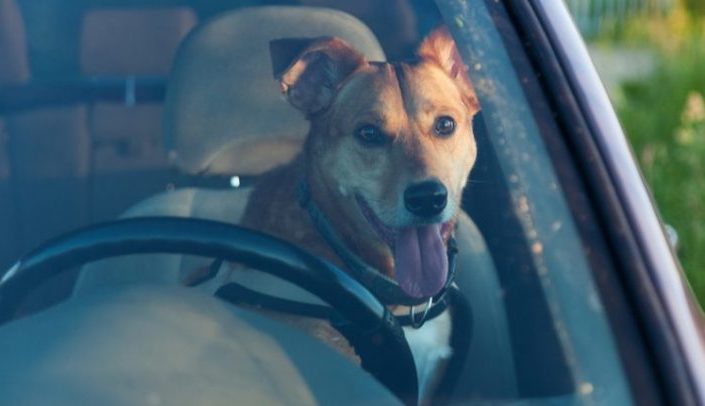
top-left (565, 0), bottom-right (705, 307)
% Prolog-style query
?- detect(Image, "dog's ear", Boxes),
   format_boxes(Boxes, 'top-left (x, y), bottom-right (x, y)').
top-left (270, 37), bottom-right (366, 115)
top-left (417, 26), bottom-right (480, 114)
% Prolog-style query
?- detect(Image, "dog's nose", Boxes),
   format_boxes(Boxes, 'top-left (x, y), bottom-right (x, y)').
top-left (404, 181), bottom-right (448, 218)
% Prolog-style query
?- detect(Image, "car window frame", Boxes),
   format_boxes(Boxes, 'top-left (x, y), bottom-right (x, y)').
top-left (517, 1), bottom-right (705, 404)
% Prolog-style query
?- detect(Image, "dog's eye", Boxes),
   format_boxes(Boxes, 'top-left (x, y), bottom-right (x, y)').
top-left (355, 124), bottom-right (387, 146)
top-left (434, 116), bottom-right (456, 137)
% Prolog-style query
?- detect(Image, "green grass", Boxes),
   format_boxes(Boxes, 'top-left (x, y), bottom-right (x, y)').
top-left (616, 40), bottom-right (705, 305)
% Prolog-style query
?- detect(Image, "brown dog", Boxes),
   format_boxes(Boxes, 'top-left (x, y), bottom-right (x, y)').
top-left (239, 26), bottom-right (479, 399)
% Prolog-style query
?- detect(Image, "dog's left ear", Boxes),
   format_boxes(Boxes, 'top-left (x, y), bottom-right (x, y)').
top-left (417, 26), bottom-right (480, 114)
top-left (270, 37), bottom-right (367, 115)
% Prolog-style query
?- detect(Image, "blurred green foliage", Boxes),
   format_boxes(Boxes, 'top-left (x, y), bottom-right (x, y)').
top-left (682, 0), bottom-right (705, 18)
top-left (613, 2), bottom-right (705, 304)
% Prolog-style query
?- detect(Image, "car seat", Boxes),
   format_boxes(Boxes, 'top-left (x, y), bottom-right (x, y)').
top-left (0, 2), bottom-right (198, 268)
top-left (0, 285), bottom-right (403, 405)
top-left (75, 5), bottom-right (386, 291)
top-left (0, 0), bottom-right (92, 266)
top-left (0, 0), bottom-right (26, 268)
top-left (80, 7), bottom-right (197, 221)
top-left (74, 6), bottom-right (518, 401)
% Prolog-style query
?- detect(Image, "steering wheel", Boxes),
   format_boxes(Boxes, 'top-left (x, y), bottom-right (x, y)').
top-left (0, 216), bottom-right (418, 405)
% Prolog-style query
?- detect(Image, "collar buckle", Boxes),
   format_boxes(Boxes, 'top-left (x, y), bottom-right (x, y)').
top-left (409, 296), bottom-right (434, 329)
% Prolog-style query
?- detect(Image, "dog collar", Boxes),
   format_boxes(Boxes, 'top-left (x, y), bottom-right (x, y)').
top-left (297, 181), bottom-right (458, 308)
top-left (215, 280), bottom-right (455, 329)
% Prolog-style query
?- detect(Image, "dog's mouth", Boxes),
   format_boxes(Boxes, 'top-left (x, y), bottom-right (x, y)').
top-left (355, 195), bottom-right (452, 299)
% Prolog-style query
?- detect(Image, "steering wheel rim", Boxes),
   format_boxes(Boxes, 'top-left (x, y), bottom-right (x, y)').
top-left (0, 216), bottom-right (418, 404)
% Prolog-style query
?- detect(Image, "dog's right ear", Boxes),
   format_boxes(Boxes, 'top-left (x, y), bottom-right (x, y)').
top-left (417, 26), bottom-right (480, 115)
top-left (270, 37), bottom-right (366, 115)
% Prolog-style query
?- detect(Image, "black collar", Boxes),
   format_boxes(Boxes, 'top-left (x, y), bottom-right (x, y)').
top-left (215, 280), bottom-right (454, 328)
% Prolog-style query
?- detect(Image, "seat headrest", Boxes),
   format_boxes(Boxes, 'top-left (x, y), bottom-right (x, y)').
top-left (80, 7), bottom-right (197, 75)
top-left (164, 6), bottom-right (385, 175)
top-left (0, 0), bottom-right (29, 85)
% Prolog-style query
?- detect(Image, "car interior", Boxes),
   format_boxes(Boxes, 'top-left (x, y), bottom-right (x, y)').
top-left (0, 0), bottom-right (630, 404)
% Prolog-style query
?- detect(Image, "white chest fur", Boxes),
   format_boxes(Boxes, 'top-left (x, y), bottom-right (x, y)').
top-left (403, 310), bottom-right (453, 402)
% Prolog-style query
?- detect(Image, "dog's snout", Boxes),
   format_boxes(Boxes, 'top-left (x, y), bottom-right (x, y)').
top-left (404, 181), bottom-right (448, 218)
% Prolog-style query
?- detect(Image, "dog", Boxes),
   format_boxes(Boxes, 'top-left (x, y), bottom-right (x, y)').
top-left (237, 26), bottom-right (480, 402)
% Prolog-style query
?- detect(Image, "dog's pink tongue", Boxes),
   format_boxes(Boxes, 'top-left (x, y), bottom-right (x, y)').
top-left (394, 224), bottom-right (448, 298)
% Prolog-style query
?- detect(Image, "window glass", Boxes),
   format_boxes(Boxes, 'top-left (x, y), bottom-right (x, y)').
top-left (0, 0), bottom-right (632, 404)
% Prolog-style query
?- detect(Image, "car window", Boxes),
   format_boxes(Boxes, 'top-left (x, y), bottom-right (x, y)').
top-left (0, 0), bottom-right (634, 404)
top-left (437, 1), bottom-right (632, 403)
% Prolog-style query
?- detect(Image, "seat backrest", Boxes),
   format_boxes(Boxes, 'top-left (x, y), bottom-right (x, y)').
top-left (79, 7), bottom-right (197, 221)
top-left (80, 8), bottom-right (197, 76)
top-left (0, 0), bottom-right (28, 86)
top-left (2, 6), bottom-right (198, 263)
top-left (164, 6), bottom-right (385, 176)
top-left (0, 117), bottom-right (14, 270)
top-left (0, 0), bottom-right (28, 269)
top-left (80, 8), bottom-right (197, 162)
top-left (75, 5), bottom-right (385, 292)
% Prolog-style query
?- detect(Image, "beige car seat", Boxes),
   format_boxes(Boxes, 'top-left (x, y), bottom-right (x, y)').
top-left (75, 6), bottom-right (386, 292)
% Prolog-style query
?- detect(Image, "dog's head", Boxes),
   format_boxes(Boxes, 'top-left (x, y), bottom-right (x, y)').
top-left (271, 27), bottom-right (480, 298)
